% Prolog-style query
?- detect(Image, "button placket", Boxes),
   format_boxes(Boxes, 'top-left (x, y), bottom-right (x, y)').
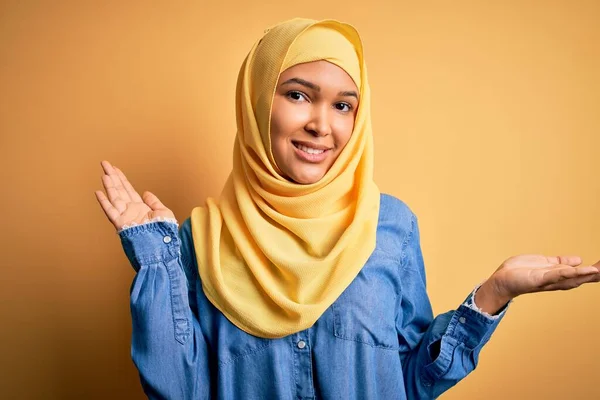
top-left (292, 331), bottom-right (314, 399)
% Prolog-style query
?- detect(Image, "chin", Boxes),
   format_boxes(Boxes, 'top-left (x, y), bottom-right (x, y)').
top-left (289, 169), bottom-right (326, 185)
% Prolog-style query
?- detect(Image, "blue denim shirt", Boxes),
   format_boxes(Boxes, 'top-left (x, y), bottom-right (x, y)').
top-left (119, 194), bottom-right (508, 399)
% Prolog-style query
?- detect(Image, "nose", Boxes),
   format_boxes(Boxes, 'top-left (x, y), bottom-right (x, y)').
top-left (304, 104), bottom-right (332, 137)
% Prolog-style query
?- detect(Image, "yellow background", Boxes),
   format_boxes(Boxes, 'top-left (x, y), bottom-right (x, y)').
top-left (1, 1), bottom-right (598, 398)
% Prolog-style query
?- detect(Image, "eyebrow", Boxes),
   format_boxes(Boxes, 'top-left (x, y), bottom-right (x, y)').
top-left (281, 77), bottom-right (359, 100)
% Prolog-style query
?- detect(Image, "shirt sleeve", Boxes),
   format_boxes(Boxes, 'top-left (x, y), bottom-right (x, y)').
top-left (119, 219), bottom-right (211, 400)
top-left (463, 282), bottom-right (512, 320)
top-left (397, 214), bottom-right (509, 399)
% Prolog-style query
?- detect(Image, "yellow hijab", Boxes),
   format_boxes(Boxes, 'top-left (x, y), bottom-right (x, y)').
top-left (190, 18), bottom-right (380, 338)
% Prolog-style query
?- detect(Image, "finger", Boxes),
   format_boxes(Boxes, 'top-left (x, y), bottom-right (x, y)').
top-left (540, 265), bottom-right (598, 286)
top-left (100, 160), bottom-right (113, 174)
top-left (100, 161), bottom-right (120, 203)
top-left (545, 255), bottom-right (582, 266)
top-left (143, 191), bottom-right (167, 211)
top-left (95, 190), bottom-right (121, 225)
top-left (101, 175), bottom-right (127, 214)
top-left (114, 167), bottom-right (143, 203)
top-left (540, 272), bottom-right (600, 291)
top-left (100, 161), bottom-right (131, 203)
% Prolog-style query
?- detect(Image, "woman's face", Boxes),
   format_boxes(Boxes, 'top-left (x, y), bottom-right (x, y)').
top-left (270, 60), bottom-right (359, 184)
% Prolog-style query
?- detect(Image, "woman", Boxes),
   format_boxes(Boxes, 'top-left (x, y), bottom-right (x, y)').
top-left (95, 18), bottom-right (600, 399)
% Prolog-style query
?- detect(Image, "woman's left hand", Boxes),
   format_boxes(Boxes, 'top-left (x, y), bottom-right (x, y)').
top-left (476, 255), bottom-right (600, 314)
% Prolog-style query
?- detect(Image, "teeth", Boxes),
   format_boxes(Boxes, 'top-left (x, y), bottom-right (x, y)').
top-left (297, 144), bottom-right (325, 154)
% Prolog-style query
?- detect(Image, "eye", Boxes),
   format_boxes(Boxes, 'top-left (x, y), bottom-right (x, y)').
top-left (334, 102), bottom-right (353, 113)
top-left (286, 90), bottom-right (308, 103)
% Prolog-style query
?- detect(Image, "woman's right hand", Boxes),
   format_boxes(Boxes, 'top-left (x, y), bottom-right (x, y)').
top-left (95, 160), bottom-right (176, 232)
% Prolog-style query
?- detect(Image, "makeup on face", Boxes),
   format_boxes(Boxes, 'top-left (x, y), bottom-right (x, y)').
top-left (270, 60), bottom-right (359, 184)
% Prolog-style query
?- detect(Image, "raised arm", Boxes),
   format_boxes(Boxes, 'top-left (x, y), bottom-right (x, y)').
top-left (95, 161), bottom-right (211, 399)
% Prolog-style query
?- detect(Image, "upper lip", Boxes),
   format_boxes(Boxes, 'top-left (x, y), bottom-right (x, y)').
top-left (292, 140), bottom-right (332, 151)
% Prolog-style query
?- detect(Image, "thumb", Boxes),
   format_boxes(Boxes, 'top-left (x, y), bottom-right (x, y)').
top-left (142, 191), bottom-right (166, 211)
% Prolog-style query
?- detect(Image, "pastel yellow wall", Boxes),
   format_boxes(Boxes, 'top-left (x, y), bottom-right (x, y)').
top-left (2, 1), bottom-right (598, 398)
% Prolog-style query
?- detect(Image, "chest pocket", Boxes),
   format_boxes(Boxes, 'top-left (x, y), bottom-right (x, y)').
top-left (331, 251), bottom-right (401, 351)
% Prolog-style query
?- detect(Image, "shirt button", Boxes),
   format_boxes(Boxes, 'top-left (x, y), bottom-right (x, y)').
top-left (163, 236), bottom-right (172, 244)
top-left (297, 340), bottom-right (306, 349)
top-left (459, 316), bottom-right (466, 324)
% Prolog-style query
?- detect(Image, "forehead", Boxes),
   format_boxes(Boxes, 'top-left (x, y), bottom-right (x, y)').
top-left (278, 60), bottom-right (358, 91)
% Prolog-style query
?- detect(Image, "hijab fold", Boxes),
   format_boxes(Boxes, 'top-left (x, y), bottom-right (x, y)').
top-left (190, 18), bottom-right (380, 338)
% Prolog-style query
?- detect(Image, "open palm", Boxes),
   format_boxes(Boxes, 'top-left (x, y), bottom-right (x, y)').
top-left (493, 254), bottom-right (600, 298)
top-left (94, 160), bottom-right (175, 231)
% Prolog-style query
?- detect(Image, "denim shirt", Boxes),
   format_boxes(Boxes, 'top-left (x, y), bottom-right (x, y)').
top-left (119, 194), bottom-right (509, 399)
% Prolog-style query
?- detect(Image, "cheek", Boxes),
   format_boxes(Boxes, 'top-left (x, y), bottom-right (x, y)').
top-left (332, 117), bottom-right (355, 148)
top-left (269, 107), bottom-right (285, 143)
top-left (270, 101), bottom-right (307, 142)
top-left (269, 101), bottom-right (301, 167)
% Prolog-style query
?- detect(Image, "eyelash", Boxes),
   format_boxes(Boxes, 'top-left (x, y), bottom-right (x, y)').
top-left (285, 90), bottom-right (353, 113)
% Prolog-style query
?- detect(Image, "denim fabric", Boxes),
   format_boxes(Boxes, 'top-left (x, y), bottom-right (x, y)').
top-left (119, 194), bottom-right (508, 399)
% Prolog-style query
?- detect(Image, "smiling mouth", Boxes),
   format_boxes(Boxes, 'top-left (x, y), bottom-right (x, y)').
top-left (292, 141), bottom-right (331, 154)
